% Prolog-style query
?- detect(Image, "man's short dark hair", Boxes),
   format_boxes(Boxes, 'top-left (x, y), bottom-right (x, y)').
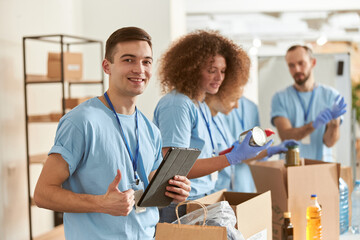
top-left (105, 27), bottom-right (152, 63)
top-left (286, 45), bottom-right (314, 59)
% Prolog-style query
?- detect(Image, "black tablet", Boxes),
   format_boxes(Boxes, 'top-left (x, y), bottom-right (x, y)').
top-left (137, 147), bottom-right (201, 207)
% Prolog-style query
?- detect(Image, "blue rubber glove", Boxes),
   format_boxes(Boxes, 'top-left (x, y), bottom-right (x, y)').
top-left (330, 95), bottom-right (347, 119)
top-left (312, 108), bottom-right (332, 129)
top-left (225, 131), bottom-right (273, 165)
top-left (267, 139), bottom-right (299, 158)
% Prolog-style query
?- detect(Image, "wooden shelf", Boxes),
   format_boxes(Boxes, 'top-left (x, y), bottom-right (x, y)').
top-left (26, 74), bottom-right (102, 84)
top-left (24, 34), bottom-right (104, 240)
top-left (27, 113), bottom-right (62, 123)
top-left (68, 80), bottom-right (103, 84)
top-left (29, 153), bottom-right (48, 164)
top-left (34, 224), bottom-right (65, 240)
top-left (26, 74), bottom-right (61, 83)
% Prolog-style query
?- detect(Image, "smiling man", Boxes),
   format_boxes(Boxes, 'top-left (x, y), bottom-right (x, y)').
top-left (33, 27), bottom-right (191, 239)
top-left (271, 45), bottom-right (347, 161)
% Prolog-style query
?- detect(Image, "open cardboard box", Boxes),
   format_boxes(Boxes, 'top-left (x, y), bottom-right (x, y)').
top-left (187, 190), bottom-right (272, 240)
top-left (249, 159), bottom-right (340, 240)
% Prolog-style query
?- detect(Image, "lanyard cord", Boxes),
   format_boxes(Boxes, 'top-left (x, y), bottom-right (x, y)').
top-left (235, 99), bottom-right (245, 131)
top-left (198, 101), bottom-right (216, 156)
top-left (104, 92), bottom-right (140, 182)
top-left (212, 116), bottom-right (230, 147)
top-left (293, 86), bottom-right (317, 122)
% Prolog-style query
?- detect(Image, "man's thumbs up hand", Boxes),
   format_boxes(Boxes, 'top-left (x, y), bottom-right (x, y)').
top-left (101, 169), bottom-right (135, 216)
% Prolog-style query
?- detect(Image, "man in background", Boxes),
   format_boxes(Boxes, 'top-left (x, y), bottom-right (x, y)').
top-left (271, 45), bottom-right (346, 161)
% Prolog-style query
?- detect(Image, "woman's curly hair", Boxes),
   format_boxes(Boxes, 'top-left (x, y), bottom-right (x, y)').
top-left (158, 29), bottom-right (250, 100)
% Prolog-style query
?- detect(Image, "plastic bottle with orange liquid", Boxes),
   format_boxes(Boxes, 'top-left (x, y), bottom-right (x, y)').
top-left (306, 194), bottom-right (322, 239)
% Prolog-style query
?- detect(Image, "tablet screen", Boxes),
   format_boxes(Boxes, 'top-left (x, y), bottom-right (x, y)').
top-left (137, 147), bottom-right (200, 207)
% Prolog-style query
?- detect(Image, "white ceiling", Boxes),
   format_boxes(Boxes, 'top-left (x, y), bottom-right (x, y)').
top-left (185, 0), bottom-right (360, 49)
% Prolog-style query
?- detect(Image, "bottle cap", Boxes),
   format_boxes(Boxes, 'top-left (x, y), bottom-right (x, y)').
top-left (286, 144), bottom-right (299, 149)
top-left (311, 194), bottom-right (317, 198)
top-left (284, 212), bottom-right (291, 218)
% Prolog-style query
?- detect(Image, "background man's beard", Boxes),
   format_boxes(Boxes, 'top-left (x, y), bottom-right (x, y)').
top-left (294, 72), bottom-right (310, 85)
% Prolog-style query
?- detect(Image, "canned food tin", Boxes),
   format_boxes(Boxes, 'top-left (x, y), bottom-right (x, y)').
top-left (238, 126), bottom-right (267, 146)
top-left (285, 145), bottom-right (301, 167)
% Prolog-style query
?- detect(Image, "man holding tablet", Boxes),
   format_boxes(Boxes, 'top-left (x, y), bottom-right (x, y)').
top-left (33, 27), bottom-right (191, 239)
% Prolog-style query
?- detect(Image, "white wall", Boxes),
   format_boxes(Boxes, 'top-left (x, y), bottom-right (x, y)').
top-left (0, 0), bottom-right (83, 239)
top-left (0, 0), bottom-right (185, 239)
top-left (79, 0), bottom-right (186, 119)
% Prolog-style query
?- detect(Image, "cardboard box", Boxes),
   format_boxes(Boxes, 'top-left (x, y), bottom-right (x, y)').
top-left (65, 97), bottom-right (91, 109)
top-left (249, 159), bottom-right (340, 240)
top-left (47, 52), bottom-right (83, 80)
top-left (187, 190), bottom-right (272, 240)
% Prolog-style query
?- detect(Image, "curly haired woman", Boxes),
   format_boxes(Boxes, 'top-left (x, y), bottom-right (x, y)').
top-left (153, 30), bottom-right (272, 223)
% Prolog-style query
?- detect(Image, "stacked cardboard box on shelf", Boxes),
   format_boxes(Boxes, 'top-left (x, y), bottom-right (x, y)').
top-left (47, 52), bottom-right (83, 80)
top-left (65, 97), bottom-right (92, 109)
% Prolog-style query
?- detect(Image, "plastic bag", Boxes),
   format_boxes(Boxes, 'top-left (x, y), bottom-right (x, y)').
top-left (172, 201), bottom-right (245, 240)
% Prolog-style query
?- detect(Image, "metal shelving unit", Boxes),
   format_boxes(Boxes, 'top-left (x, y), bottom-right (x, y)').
top-left (23, 34), bottom-right (104, 240)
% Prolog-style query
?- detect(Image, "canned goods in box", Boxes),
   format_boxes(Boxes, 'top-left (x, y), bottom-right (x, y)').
top-left (238, 126), bottom-right (266, 146)
top-left (285, 145), bottom-right (301, 167)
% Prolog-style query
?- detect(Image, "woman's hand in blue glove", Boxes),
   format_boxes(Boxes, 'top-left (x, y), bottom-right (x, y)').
top-left (267, 139), bottom-right (299, 158)
top-left (225, 131), bottom-right (273, 165)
